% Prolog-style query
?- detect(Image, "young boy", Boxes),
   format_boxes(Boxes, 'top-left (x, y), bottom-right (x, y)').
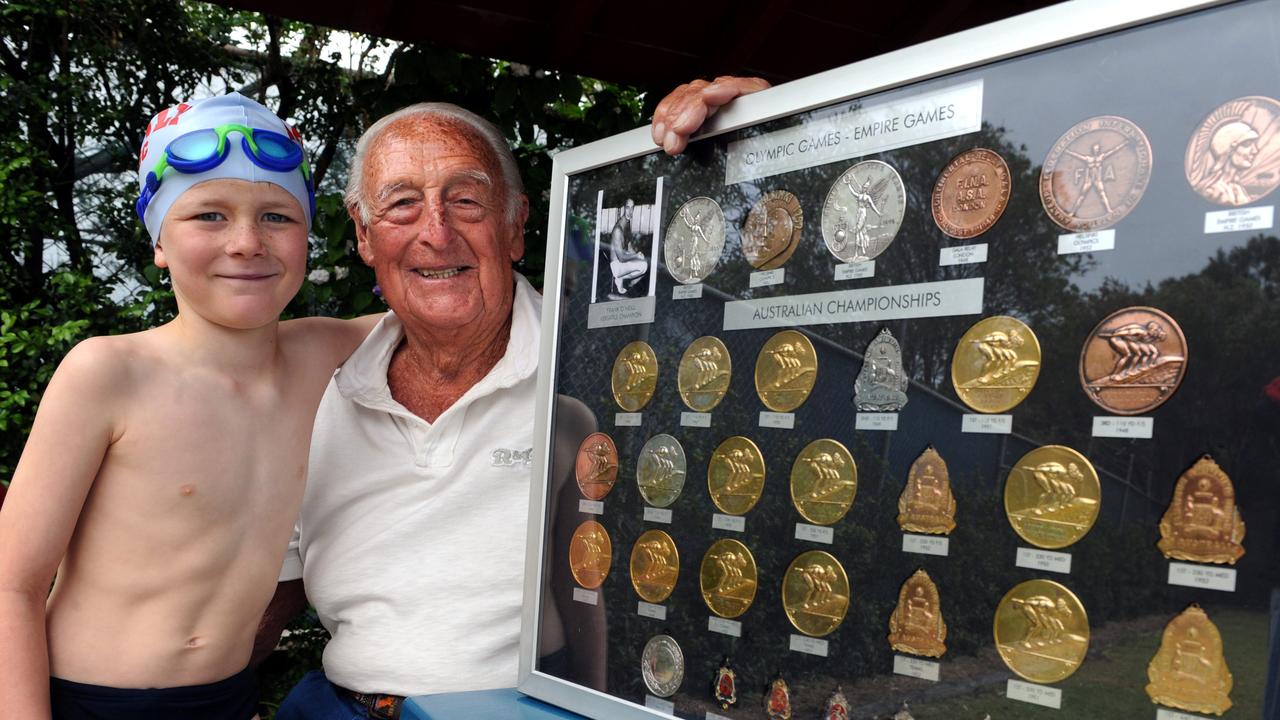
top-left (0, 93), bottom-right (380, 719)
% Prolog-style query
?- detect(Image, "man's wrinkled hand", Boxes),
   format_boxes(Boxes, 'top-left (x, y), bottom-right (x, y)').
top-left (651, 76), bottom-right (771, 155)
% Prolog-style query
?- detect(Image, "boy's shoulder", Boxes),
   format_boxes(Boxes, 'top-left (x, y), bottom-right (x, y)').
top-left (53, 331), bottom-right (163, 393)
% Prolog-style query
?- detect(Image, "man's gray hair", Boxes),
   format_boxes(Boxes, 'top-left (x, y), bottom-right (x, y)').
top-left (344, 102), bottom-right (525, 226)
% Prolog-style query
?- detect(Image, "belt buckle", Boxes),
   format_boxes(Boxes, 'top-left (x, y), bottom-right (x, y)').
top-left (355, 692), bottom-right (403, 720)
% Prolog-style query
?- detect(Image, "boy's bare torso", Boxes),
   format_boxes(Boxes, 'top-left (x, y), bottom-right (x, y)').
top-left (45, 320), bottom-right (353, 688)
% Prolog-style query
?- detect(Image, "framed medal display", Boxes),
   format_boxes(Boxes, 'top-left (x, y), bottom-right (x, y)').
top-left (520, 1), bottom-right (1279, 718)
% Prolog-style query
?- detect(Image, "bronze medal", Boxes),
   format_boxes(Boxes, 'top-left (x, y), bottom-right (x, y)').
top-left (629, 529), bottom-right (679, 603)
top-left (712, 657), bottom-right (738, 709)
top-left (708, 436), bottom-right (766, 516)
top-left (574, 432), bottom-right (618, 500)
top-left (1157, 455), bottom-right (1245, 565)
top-left (931, 148), bottom-right (1011, 238)
top-left (897, 446), bottom-right (956, 535)
top-left (1079, 305), bottom-right (1187, 415)
top-left (993, 579), bottom-right (1090, 683)
top-left (568, 520), bottom-right (612, 589)
top-left (1185, 96), bottom-right (1280, 206)
top-left (700, 538), bottom-right (758, 618)
top-left (754, 329), bottom-right (818, 412)
top-left (678, 336), bottom-right (731, 412)
top-left (1040, 115), bottom-right (1152, 231)
top-left (1004, 445), bottom-right (1100, 549)
top-left (763, 673), bottom-right (792, 720)
top-left (611, 340), bottom-right (658, 411)
top-left (1146, 604), bottom-right (1234, 716)
top-left (951, 315), bottom-right (1041, 414)
top-left (781, 550), bottom-right (850, 637)
top-left (888, 569), bottom-right (947, 658)
top-left (742, 190), bottom-right (804, 270)
top-left (789, 439), bottom-right (857, 526)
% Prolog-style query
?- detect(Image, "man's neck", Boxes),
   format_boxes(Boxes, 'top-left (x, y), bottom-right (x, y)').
top-left (386, 312), bottom-right (514, 424)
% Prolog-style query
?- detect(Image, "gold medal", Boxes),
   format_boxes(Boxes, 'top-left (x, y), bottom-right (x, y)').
top-left (636, 434), bottom-right (687, 508)
top-left (1157, 455), bottom-right (1245, 565)
top-left (994, 579), bottom-right (1090, 683)
top-left (1146, 604), bottom-right (1233, 716)
top-left (754, 330), bottom-right (817, 412)
top-left (897, 446), bottom-right (956, 535)
top-left (708, 436), bottom-right (766, 515)
top-left (629, 529), bottom-right (679, 603)
top-left (951, 316), bottom-right (1041, 413)
top-left (781, 550), bottom-right (850, 637)
top-left (569, 520), bottom-right (612, 589)
top-left (790, 439), bottom-right (857, 526)
top-left (1004, 445), bottom-right (1100, 549)
top-left (574, 432), bottom-right (619, 500)
top-left (699, 538), bottom-right (758, 618)
top-left (678, 336), bottom-right (731, 412)
top-left (611, 340), bottom-right (658, 411)
top-left (888, 569), bottom-right (947, 658)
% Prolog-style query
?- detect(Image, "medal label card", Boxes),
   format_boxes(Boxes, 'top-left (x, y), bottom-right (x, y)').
top-left (587, 295), bottom-right (656, 329)
top-left (572, 588), bottom-right (598, 605)
top-left (961, 414), bottom-right (1012, 434)
top-left (643, 507), bottom-right (673, 524)
top-left (672, 283), bottom-right (703, 300)
top-left (749, 268), bottom-right (785, 287)
top-left (834, 260), bottom-right (876, 281)
top-left (615, 412), bottom-right (642, 427)
top-left (902, 533), bottom-right (950, 556)
top-left (1168, 562), bottom-right (1237, 592)
top-left (712, 514), bottom-right (746, 533)
top-left (644, 695), bottom-right (675, 715)
top-left (577, 499), bottom-right (604, 515)
top-left (680, 411), bottom-right (711, 428)
top-left (893, 655), bottom-right (941, 682)
top-left (1157, 708), bottom-right (1215, 720)
top-left (708, 616), bottom-right (742, 637)
top-left (637, 601), bottom-right (667, 620)
top-left (1016, 547), bottom-right (1072, 574)
top-left (1007, 679), bottom-right (1062, 709)
top-left (1057, 228), bottom-right (1116, 255)
top-left (939, 243), bottom-right (988, 266)
top-left (1092, 416), bottom-right (1154, 438)
top-left (706, 713), bottom-right (733, 720)
top-left (1204, 205), bottom-right (1273, 234)
top-left (855, 412), bottom-right (899, 431)
top-left (794, 523), bottom-right (835, 544)
top-left (758, 411), bottom-right (795, 429)
top-left (789, 634), bottom-right (829, 657)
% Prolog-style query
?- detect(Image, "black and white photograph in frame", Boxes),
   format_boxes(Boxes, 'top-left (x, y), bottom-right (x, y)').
top-left (591, 178), bottom-right (663, 302)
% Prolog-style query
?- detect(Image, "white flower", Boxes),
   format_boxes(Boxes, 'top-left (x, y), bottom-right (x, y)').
top-left (308, 268), bottom-right (331, 285)
top-left (509, 62), bottom-right (531, 77)
top-left (333, 266), bottom-right (350, 280)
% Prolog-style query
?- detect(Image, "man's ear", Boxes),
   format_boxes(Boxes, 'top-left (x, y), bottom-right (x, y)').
top-left (351, 205), bottom-right (375, 267)
top-left (508, 194), bottom-right (529, 262)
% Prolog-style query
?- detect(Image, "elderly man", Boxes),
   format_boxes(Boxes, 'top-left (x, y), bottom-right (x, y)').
top-left (264, 77), bottom-right (767, 719)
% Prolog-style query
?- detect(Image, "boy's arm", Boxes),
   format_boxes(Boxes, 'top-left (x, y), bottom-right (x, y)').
top-left (251, 579), bottom-right (307, 667)
top-left (0, 338), bottom-right (122, 719)
top-left (281, 313), bottom-right (384, 371)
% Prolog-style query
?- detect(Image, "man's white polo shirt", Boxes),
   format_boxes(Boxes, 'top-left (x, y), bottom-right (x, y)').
top-left (281, 275), bottom-right (541, 696)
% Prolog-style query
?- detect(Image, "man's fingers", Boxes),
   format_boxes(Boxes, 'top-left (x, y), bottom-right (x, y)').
top-left (650, 76), bottom-right (770, 155)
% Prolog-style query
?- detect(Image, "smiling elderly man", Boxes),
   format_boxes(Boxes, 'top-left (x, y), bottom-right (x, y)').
top-left (263, 77), bottom-right (768, 720)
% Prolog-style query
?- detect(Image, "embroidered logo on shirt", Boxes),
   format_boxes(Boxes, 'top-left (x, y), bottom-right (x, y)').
top-left (492, 447), bottom-right (534, 467)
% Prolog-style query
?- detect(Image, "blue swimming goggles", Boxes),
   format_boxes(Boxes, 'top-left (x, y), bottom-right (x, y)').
top-left (135, 123), bottom-right (315, 222)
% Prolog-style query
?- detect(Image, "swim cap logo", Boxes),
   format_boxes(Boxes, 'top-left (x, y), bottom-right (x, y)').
top-left (138, 102), bottom-right (193, 167)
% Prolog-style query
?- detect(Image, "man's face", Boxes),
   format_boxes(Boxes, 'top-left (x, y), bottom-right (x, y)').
top-left (354, 116), bottom-right (528, 339)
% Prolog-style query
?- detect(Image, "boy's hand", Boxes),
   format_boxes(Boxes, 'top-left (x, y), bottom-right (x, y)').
top-left (651, 76), bottom-right (771, 155)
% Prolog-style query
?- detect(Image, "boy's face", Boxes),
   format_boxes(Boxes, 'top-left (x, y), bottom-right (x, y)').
top-left (155, 179), bottom-right (308, 330)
